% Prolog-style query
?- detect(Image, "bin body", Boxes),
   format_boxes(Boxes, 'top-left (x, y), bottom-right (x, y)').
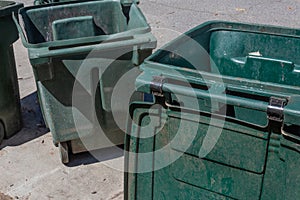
top-left (17, 0), bottom-right (156, 160)
top-left (0, 1), bottom-right (23, 143)
top-left (125, 21), bottom-right (300, 199)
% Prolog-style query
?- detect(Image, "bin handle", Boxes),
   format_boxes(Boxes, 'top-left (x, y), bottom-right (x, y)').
top-left (47, 26), bottom-right (151, 50)
top-left (151, 75), bottom-right (300, 139)
top-left (162, 83), bottom-right (269, 111)
top-left (156, 81), bottom-right (271, 128)
top-left (37, 36), bottom-right (153, 57)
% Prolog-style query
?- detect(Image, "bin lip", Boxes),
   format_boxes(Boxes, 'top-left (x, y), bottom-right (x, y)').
top-left (147, 20), bottom-right (300, 56)
top-left (0, 1), bottom-right (23, 17)
top-left (142, 59), bottom-right (300, 91)
top-left (21, 0), bottom-right (122, 10)
top-left (15, 0), bottom-right (155, 50)
top-left (147, 20), bottom-right (300, 63)
top-left (17, 25), bottom-right (155, 48)
top-left (184, 20), bottom-right (300, 39)
top-left (136, 20), bottom-right (300, 96)
top-left (32, 0), bottom-right (138, 6)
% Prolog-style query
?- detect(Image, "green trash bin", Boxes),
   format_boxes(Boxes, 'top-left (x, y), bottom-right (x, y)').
top-left (125, 21), bottom-right (300, 199)
top-left (0, 1), bottom-right (23, 144)
top-left (14, 0), bottom-right (156, 163)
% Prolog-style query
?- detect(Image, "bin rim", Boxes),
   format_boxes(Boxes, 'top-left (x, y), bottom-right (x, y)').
top-left (135, 20), bottom-right (300, 101)
top-left (146, 20), bottom-right (300, 64)
top-left (33, 0), bottom-right (139, 6)
top-left (139, 20), bottom-right (300, 93)
top-left (14, 9), bottom-right (152, 49)
top-left (13, 0), bottom-right (156, 59)
top-left (0, 1), bottom-right (22, 17)
top-left (141, 60), bottom-right (300, 92)
top-left (13, 1), bottom-right (153, 48)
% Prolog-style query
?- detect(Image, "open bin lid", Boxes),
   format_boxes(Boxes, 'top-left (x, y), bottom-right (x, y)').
top-left (0, 1), bottom-right (23, 17)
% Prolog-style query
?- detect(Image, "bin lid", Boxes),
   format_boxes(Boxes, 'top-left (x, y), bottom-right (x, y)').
top-left (0, 1), bottom-right (23, 17)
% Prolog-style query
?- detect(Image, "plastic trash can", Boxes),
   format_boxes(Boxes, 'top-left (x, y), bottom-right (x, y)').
top-left (15, 0), bottom-right (156, 163)
top-left (125, 21), bottom-right (300, 199)
top-left (0, 1), bottom-right (23, 144)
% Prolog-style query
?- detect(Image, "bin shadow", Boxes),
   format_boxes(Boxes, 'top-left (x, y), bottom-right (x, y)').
top-left (66, 144), bottom-right (124, 167)
top-left (0, 92), bottom-right (49, 149)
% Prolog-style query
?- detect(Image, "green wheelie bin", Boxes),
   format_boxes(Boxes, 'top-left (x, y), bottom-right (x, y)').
top-left (14, 0), bottom-right (156, 163)
top-left (0, 1), bottom-right (23, 144)
top-left (125, 21), bottom-right (300, 199)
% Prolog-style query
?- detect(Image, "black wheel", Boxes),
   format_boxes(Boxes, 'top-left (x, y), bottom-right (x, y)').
top-left (0, 122), bottom-right (5, 145)
top-left (59, 142), bottom-right (69, 164)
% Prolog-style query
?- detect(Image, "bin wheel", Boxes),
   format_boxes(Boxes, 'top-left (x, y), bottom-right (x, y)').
top-left (59, 142), bottom-right (69, 164)
top-left (0, 122), bottom-right (4, 144)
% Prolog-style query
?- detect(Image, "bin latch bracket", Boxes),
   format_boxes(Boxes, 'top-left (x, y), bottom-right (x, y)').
top-left (150, 76), bottom-right (166, 97)
top-left (267, 97), bottom-right (287, 123)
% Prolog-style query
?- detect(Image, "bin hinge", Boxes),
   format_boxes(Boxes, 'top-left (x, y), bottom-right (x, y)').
top-left (267, 97), bottom-right (287, 123)
top-left (150, 76), bottom-right (166, 97)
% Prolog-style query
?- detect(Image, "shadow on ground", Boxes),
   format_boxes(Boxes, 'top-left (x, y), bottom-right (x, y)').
top-left (0, 92), bottom-right (124, 167)
top-left (67, 145), bottom-right (124, 167)
top-left (0, 92), bottom-right (49, 149)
